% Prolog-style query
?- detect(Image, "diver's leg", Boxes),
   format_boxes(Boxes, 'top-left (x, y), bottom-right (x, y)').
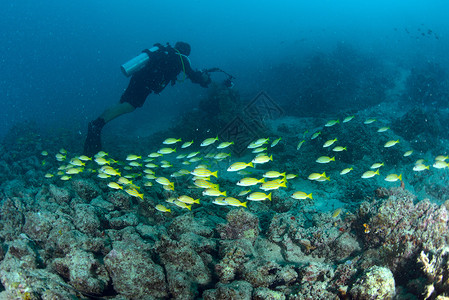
top-left (83, 102), bottom-right (136, 156)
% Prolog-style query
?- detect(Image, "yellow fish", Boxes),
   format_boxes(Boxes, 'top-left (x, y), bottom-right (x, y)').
top-left (260, 179), bottom-right (287, 191)
top-left (101, 166), bottom-right (121, 176)
top-left (311, 131), bottom-right (321, 140)
top-left (223, 197), bottom-right (247, 207)
top-left (214, 152), bottom-right (231, 160)
top-left (316, 156), bottom-right (335, 164)
top-left (148, 152), bottom-right (163, 158)
top-left (271, 137), bottom-right (282, 147)
top-left (181, 140), bottom-right (194, 148)
top-left (238, 189), bottom-right (251, 196)
top-left (343, 115), bottom-right (355, 123)
top-left (44, 173), bottom-right (54, 178)
top-left (323, 138), bottom-right (338, 148)
top-left (227, 162), bottom-right (254, 172)
top-left (65, 168), bottom-right (83, 175)
top-left (125, 188), bottom-right (144, 199)
top-left (340, 167), bottom-right (353, 175)
top-left (403, 150), bottom-right (413, 157)
top-left (384, 140), bottom-right (399, 148)
top-left (157, 147), bottom-right (176, 154)
top-left (332, 146), bottom-right (347, 152)
top-left (187, 151), bottom-right (200, 159)
top-left (433, 161), bottom-right (449, 169)
top-left (129, 161), bottom-right (142, 167)
top-left (60, 175), bottom-right (71, 181)
top-left (163, 138), bottom-right (181, 145)
top-left (237, 177), bottom-right (265, 186)
top-left (361, 169), bottom-right (379, 179)
top-left (191, 168), bottom-right (218, 178)
top-left (308, 172), bottom-right (326, 181)
top-left (252, 147), bottom-right (267, 154)
top-left (291, 191), bottom-right (313, 200)
top-left (97, 173), bottom-right (111, 179)
top-left (201, 136), bottom-right (219, 147)
top-left (217, 141), bottom-right (234, 149)
top-left (377, 126), bottom-right (390, 133)
top-left (263, 171), bottom-right (285, 179)
top-left (370, 162), bottom-right (384, 169)
top-left (155, 177), bottom-right (172, 186)
top-left (41, 150), bottom-right (48, 156)
top-left (286, 174), bottom-right (297, 180)
top-left (364, 118), bottom-right (376, 124)
top-left (297, 140), bottom-right (305, 150)
top-left (78, 155), bottom-right (91, 161)
top-left (252, 155), bottom-right (273, 164)
top-left (174, 200), bottom-right (192, 210)
top-left (155, 204), bottom-right (171, 213)
top-left (126, 154), bottom-right (141, 161)
top-left (108, 182), bottom-right (123, 190)
top-left (177, 195), bottom-right (200, 204)
top-left (202, 189), bottom-right (226, 197)
top-left (325, 119), bottom-right (339, 127)
top-left (247, 192), bottom-right (271, 201)
top-left (94, 157), bottom-right (110, 165)
top-left (384, 173), bottom-right (402, 182)
top-left (332, 208), bottom-right (342, 218)
top-left (435, 155), bottom-right (448, 162)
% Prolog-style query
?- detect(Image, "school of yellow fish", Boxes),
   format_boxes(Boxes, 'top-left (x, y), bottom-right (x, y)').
top-left (42, 114), bottom-right (448, 214)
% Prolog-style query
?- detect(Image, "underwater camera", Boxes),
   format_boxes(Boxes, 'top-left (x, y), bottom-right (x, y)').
top-left (205, 67), bottom-right (235, 88)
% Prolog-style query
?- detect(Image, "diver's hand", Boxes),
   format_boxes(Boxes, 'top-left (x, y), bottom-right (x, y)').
top-left (200, 72), bottom-right (211, 87)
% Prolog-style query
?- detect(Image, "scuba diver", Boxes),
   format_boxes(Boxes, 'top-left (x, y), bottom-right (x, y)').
top-left (84, 41), bottom-right (218, 156)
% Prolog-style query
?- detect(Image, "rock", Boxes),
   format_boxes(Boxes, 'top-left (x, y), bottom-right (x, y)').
top-left (349, 266), bottom-right (395, 299)
top-left (203, 280), bottom-right (253, 300)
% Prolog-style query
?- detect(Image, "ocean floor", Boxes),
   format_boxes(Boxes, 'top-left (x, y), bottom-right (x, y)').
top-left (0, 100), bottom-right (449, 299)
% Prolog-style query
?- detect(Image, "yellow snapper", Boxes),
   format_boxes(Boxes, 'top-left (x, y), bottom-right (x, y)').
top-left (145, 163), bottom-right (158, 168)
top-left (187, 151), bottom-right (200, 158)
top-left (385, 173), bottom-right (402, 182)
top-left (191, 168), bottom-right (218, 178)
top-left (332, 146), bottom-right (347, 152)
top-left (260, 179), bottom-right (286, 191)
top-left (101, 166), bottom-right (121, 176)
top-left (201, 136), bottom-right (219, 147)
top-left (118, 177), bottom-right (132, 185)
top-left (311, 131), bottom-right (321, 140)
top-left (148, 152), bottom-right (163, 158)
top-left (157, 147), bottom-right (176, 155)
top-left (44, 173), bottom-right (54, 178)
top-left (323, 138), bottom-right (338, 148)
top-left (97, 173), bottom-right (111, 179)
top-left (247, 192), bottom-right (271, 201)
top-left (297, 140), bottom-right (305, 150)
top-left (202, 189), bottom-right (226, 197)
top-left (126, 154), bottom-right (141, 161)
top-left (212, 198), bottom-right (228, 206)
top-left (377, 126), bottom-right (390, 133)
top-left (227, 162), bottom-right (254, 172)
top-left (315, 174), bottom-right (330, 182)
top-left (65, 167), bottom-right (83, 175)
top-left (237, 177), bottom-right (265, 186)
top-left (308, 172), bottom-right (326, 181)
top-left (55, 153), bottom-right (66, 161)
top-left (384, 140), bottom-right (399, 148)
top-left (435, 155), bottom-right (449, 161)
top-left (129, 161), bottom-right (142, 167)
top-left (252, 147), bottom-right (267, 154)
top-left (286, 174), bottom-right (297, 180)
top-left (125, 188), bottom-right (144, 199)
top-left (94, 157), bottom-right (110, 165)
top-left (263, 171), bottom-right (285, 179)
top-left (224, 197), bottom-right (247, 207)
top-left (177, 195), bottom-right (200, 204)
top-left (108, 182), bottom-right (123, 190)
top-left (41, 150), bottom-right (48, 156)
top-left (340, 167), bottom-right (353, 175)
top-left (217, 141), bottom-right (234, 149)
top-left (174, 200), bottom-right (192, 210)
top-left (361, 169), bottom-right (379, 179)
top-left (163, 138), bottom-right (181, 145)
top-left (144, 181), bottom-right (153, 187)
top-left (60, 175), bottom-right (71, 181)
top-left (291, 191), bottom-right (313, 200)
top-left (78, 155), bottom-right (92, 161)
top-left (271, 137), bottom-right (282, 147)
top-left (325, 119), bottom-right (339, 127)
top-left (413, 164), bottom-right (429, 172)
top-left (193, 179), bottom-right (217, 189)
top-left (363, 118), bottom-right (376, 125)
top-left (70, 158), bottom-right (85, 166)
top-left (252, 155), bottom-right (273, 164)
top-left (155, 204), bottom-right (171, 213)
top-left (214, 152), bottom-right (231, 160)
top-left (370, 162), bottom-right (384, 169)
top-left (181, 140), bottom-right (194, 148)
top-left (155, 177), bottom-right (173, 186)
top-left (332, 208), bottom-right (342, 218)
top-left (403, 150), bottom-right (413, 157)
top-left (95, 151), bottom-right (108, 157)
top-left (433, 161), bottom-right (449, 169)
top-left (343, 115), bottom-right (355, 123)
top-left (316, 156), bottom-right (335, 164)
top-left (238, 189), bottom-right (251, 196)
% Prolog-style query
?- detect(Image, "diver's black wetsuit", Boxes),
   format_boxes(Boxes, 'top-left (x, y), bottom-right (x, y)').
top-left (83, 42), bottom-right (211, 156)
top-left (120, 44), bottom-right (210, 108)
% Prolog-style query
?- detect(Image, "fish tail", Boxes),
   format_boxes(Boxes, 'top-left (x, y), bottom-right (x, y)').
top-left (267, 192), bottom-right (272, 201)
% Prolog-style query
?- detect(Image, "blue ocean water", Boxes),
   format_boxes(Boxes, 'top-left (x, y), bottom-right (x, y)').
top-left (1, 1), bottom-right (449, 299)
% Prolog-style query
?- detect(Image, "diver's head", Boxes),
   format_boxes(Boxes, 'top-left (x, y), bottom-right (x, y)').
top-left (174, 41), bottom-right (191, 56)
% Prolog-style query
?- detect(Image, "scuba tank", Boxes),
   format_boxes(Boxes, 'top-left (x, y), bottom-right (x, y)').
top-left (120, 46), bottom-right (159, 77)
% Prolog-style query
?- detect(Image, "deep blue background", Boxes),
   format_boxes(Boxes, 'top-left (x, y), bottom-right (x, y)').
top-left (1, 0), bottom-right (448, 139)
